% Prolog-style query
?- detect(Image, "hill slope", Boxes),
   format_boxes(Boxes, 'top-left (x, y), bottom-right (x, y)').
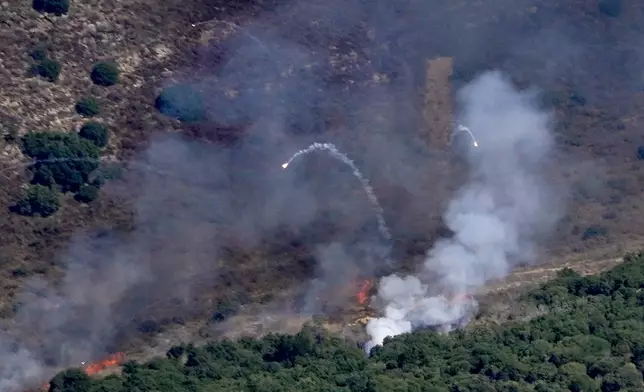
top-left (43, 251), bottom-right (644, 392)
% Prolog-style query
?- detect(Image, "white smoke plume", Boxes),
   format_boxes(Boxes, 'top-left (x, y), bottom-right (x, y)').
top-left (366, 70), bottom-right (563, 353)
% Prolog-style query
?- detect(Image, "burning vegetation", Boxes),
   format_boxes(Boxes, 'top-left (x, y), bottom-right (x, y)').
top-left (26, 352), bottom-right (126, 392)
top-left (356, 279), bottom-right (374, 306)
top-left (83, 352), bottom-right (126, 375)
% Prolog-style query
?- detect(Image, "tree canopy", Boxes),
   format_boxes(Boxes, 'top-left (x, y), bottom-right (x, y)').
top-left (22, 131), bottom-right (100, 192)
top-left (47, 252), bottom-right (644, 392)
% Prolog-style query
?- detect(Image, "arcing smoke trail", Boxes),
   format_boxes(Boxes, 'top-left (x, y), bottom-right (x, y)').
top-left (282, 142), bottom-right (392, 242)
top-left (365, 71), bottom-right (563, 353)
top-left (452, 125), bottom-right (479, 148)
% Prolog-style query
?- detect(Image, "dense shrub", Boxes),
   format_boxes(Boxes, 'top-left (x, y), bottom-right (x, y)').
top-left (582, 226), bottom-right (608, 240)
top-left (49, 252), bottom-right (644, 392)
top-left (35, 58), bottom-right (61, 83)
top-left (11, 185), bottom-right (60, 217)
top-left (32, 0), bottom-right (69, 15)
top-left (90, 61), bottom-right (120, 86)
top-left (74, 184), bottom-right (99, 203)
top-left (78, 121), bottom-right (109, 147)
top-left (22, 131), bottom-right (100, 192)
top-left (598, 0), bottom-right (621, 17)
top-left (28, 46), bottom-right (47, 61)
top-left (155, 84), bottom-right (206, 123)
top-left (211, 297), bottom-right (241, 323)
top-left (48, 369), bottom-right (92, 392)
top-left (75, 97), bottom-right (100, 117)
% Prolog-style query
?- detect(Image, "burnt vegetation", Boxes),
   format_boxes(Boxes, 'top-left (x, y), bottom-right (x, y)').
top-left (1, 0), bottom-right (644, 389)
top-left (47, 253), bottom-right (644, 391)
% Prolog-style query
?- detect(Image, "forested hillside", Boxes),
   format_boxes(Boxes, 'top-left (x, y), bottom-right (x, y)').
top-left (47, 252), bottom-right (644, 392)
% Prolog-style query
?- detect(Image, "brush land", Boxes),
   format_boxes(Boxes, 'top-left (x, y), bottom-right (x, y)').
top-left (48, 252), bottom-right (644, 391)
top-left (1, 0), bottom-right (644, 389)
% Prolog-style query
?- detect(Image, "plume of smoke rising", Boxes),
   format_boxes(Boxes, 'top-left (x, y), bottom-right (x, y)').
top-left (0, 134), bottom-right (312, 389)
top-left (3, 0), bottom-right (614, 385)
top-left (366, 70), bottom-right (564, 353)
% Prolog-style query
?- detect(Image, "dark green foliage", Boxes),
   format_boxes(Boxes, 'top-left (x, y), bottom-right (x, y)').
top-left (48, 368), bottom-right (91, 392)
top-left (637, 146), bottom-right (644, 160)
top-left (28, 46), bottom-right (47, 61)
top-left (35, 58), bottom-right (61, 83)
top-left (74, 184), bottom-right (99, 203)
top-left (21, 131), bottom-right (100, 192)
top-left (78, 121), bottom-right (109, 147)
top-left (211, 299), bottom-right (239, 323)
top-left (52, 252), bottom-right (644, 392)
top-left (32, 0), bottom-right (69, 15)
top-left (598, 0), bottom-right (621, 17)
top-left (11, 184), bottom-right (60, 217)
top-left (90, 62), bottom-right (120, 86)
top-left (582, 226), bottom-right (608, 240)
top-left (155, 84), bottom-right (206, 123)
top-left (75, 97), bottom-right (100, 117)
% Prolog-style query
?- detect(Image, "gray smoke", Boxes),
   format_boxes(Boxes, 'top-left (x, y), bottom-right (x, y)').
top-left (1, 0), bottom-right (633, 386)
top-left (0, 133), bottom-right (330, 390)
top-left (366, 70), bottom-right (564, 352)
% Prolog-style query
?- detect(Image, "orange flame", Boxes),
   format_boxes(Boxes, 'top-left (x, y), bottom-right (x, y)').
top-left (83, 352), bottom-right (126, 375)
top-left (356, 279), bottom-right (373, 305)
top-left (23, 353), bottom-right (126, 392)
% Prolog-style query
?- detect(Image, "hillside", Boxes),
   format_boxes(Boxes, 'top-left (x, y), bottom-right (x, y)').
top-left (44, 252), bottom-right (644, 391)
top-left (1, 0), bottom-right (644, 390)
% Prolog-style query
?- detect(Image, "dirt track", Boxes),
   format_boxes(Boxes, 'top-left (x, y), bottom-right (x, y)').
top-left (484, 239), bottom-right (644, 294)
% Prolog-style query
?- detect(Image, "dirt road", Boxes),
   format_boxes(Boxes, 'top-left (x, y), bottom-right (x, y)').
top-left (484, 240), bottom-right (644, 294)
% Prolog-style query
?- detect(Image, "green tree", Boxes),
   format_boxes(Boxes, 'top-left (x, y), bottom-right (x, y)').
top-left (74, 184), bottom-right (99, 203)
top-left (48, 369), bottom-right (91, 392)
top-left (28, 46), bottom-right (47, 61)
top-left (78, 121), bottom-right (109, 147)
top-left (90, 62), bottom-right (120, 86)
top-left (59, 253), bottom-right (644, 392)
top-left (75, 97), bottom-right (100, 117)
top-left (35, 58), bottom-right (61, 83)
top-left (32, 0), bottom-right (69, 15)
top-left (155, 84), bottom-right (206, 123)
top-left (12, 184), bottom-right (60, 217)
top-left (22, 131), bottom-right (100, 192)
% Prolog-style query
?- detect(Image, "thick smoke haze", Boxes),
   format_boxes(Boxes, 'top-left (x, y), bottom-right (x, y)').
top-left (366, 71), bottom-right (564, 352)
top-left (2, 0), bottom-right (638, 388)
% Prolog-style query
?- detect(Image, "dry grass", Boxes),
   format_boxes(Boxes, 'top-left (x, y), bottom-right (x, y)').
top-left (0, 0), bottom-right (644, 378)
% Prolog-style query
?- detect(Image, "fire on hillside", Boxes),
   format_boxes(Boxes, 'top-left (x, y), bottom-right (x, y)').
top-left (26, 352), bottom-right (126, 392)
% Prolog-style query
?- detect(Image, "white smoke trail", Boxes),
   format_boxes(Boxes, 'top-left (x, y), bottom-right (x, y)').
top-left (282, 142), bottom-right (392, 242)
top-left (451, 125), bottom-right (479, 147)
top-left (365, 71), bottom-right (562, 352)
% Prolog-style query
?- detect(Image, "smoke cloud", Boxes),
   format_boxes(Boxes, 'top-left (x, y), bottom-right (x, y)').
top-left (2, 0), bottom-right (632, 387)
top-left (366, 71), bottom-right (564, 352)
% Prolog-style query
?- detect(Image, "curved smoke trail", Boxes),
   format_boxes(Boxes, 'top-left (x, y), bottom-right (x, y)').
top-left (282, 142), bottom-right (392, 243)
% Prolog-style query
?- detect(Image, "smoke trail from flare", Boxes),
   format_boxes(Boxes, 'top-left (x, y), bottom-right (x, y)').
top-left (452, 125), bottom-right (479, 147)
top-left (282, 142), bottom-right (391, 242)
